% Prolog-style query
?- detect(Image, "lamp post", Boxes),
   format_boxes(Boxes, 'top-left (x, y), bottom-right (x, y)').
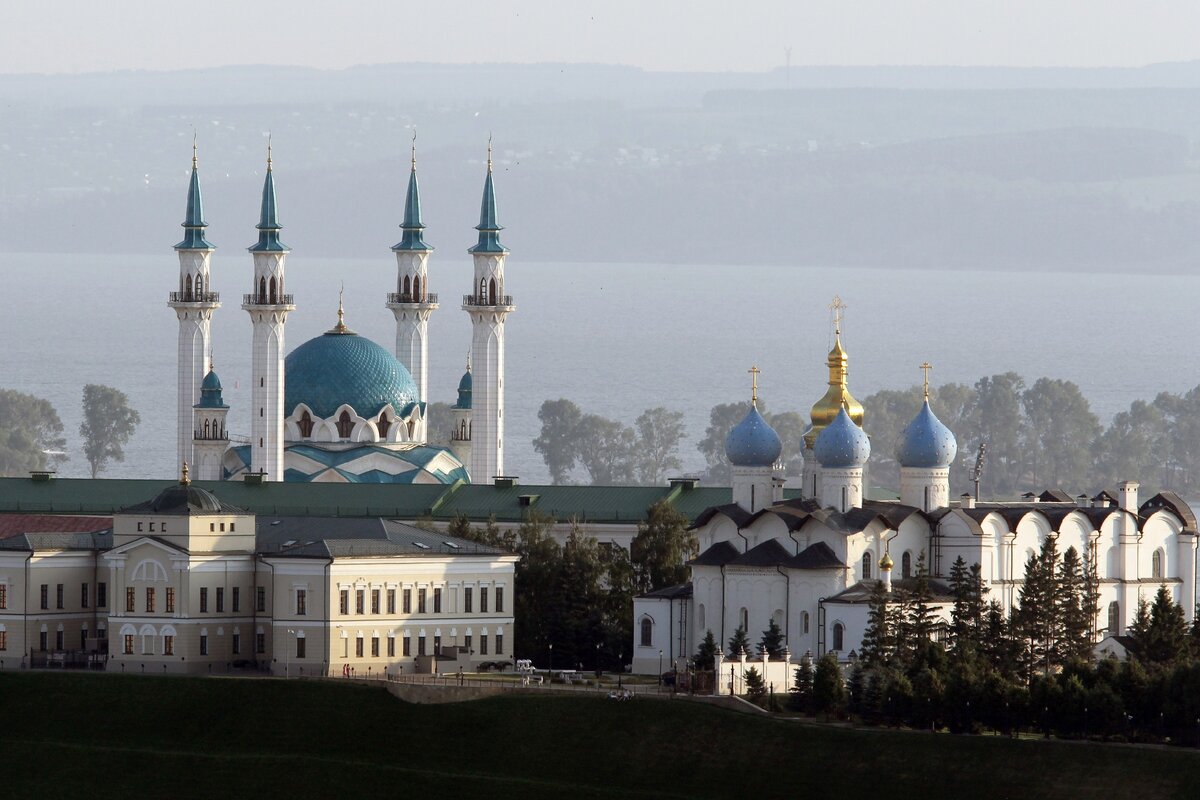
top-left (658, 649), bottom-right (663, 688)
top-left (618, 651), bottom-right (623, 689)
top-left (548, 642), bottom-right (553, 673)
top-left (595, 642), bottom-right (601, 678)
top-left (285, 628), bottom-right (295, 678)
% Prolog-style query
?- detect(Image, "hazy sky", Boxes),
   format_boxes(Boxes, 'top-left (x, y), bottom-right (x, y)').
top-left (2, 1), bottom-right (1199, 75)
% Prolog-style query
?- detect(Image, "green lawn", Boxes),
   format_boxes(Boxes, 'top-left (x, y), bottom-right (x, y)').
top-left (1, 672), bottom-right (1198, 799)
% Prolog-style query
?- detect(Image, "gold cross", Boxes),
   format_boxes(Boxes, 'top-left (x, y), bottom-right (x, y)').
top-left (920, 362), bottom-right (932, 400)
top-left (487, 132), bottom-right (493, 173)
top-left (266, 133), bottom-right (273, 170)
top-left (338, 282), bottom-right (345, 328)
top-left (411, 128), bottom-right (417, 170)
top-left (748, 365), bottom-right (761, 406)
top-left (192, 132), bottom-right (198, 169)
top-left (828, 295), bottom-right (847, 335)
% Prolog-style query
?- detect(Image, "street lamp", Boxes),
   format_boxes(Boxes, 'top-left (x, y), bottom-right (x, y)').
top-left (595, 642), bottom-right (601, 677)
top-left (285, 628), bottom-right (295, 678)
top-left (618, 651), bottom-right (623, 688)
top-left (658, 649), bottom-right (663, 688)
top-left (548, 642), bottom-right (553, 673)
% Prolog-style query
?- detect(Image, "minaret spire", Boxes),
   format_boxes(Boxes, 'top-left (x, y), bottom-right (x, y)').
top-left (388, 129), bottom-right (439, 422)
top-left (170, 140), bottom-right (220, 474)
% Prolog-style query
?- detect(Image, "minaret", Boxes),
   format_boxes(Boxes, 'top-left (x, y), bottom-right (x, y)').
top-left (387, 133), bottom-right (438, 431)
top-left (241, 141), bottom-right (294, 481)
top-left (168, 140), bottom-right (220, 472)
top-left (450, 355), bottom-right (473, 467)
top-left (463, 140), bottom-right (514, 483)
top-left (192, 361), bottom-right (230, 481)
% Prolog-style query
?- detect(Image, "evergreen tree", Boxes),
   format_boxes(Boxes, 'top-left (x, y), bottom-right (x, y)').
top-left (791, 654), bottom-right (815, 713)
top-left (694, 630), bottom-right (718, 671)
top-left (1128, 597), bottom-right (1152, 657)
top-left (906, 552), bottom-right (937, 645)
top-left (1057, 546), bottom-right (1091, 662)
top-left (630, 501), bottom-right (696, 594)
top-left (1144, 585), bottom-right (1188, 665)
top-left (727, 625), bottom-right (751, 658)
top-left (812, 652), bottom-right (846, 718)
top-left (981, 600), bottom-right (1016, 677)
top-left (1015, 537), bottom-right (1062, 678)
top-left (743, 666), bottom-right (767, 704)
top-left (1081, 545), bottom-right (1102, 648)
top-left (948, 556), bottom-right (971, 654)
top-left (758, 618), bottom-right (785, 660)
top-left (860, 579), bottom-right (894, 668)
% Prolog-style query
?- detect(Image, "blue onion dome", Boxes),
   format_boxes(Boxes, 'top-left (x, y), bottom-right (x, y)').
top-left (195, 368), bottom-right (228, 409)
top-left (895, 399), bottom-right (958, 468)
top-left (725, 405), bottom-right (783, 467)
top-left (814, 406), bottom-right (871, 468)
top-left (454, 366), bottom-right (473, 410)
top-left (285, 331), bottom-right (419, 419)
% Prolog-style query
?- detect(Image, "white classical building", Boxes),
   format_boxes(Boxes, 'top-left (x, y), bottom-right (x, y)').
top-left (632, 329), bottom-right (1199, 675)
top-left (171, 140), bottom-right (511, 485)
top-left (0, 472), bottom-right (517, 675)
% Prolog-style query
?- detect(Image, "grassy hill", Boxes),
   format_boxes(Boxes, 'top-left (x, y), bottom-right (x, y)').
top-left (1, 673), bottom-right (1198, 799)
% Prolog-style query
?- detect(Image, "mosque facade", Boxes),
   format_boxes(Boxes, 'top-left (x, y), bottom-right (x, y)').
top-left (170, 140), bottom-right (511, 486)
top-left (632, 323), bottom-right (1199, 676)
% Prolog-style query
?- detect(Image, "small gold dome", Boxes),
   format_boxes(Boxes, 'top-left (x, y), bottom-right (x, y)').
top-left (879, 552), bottom-right (894, 571)
top-left (804, 333), bottom-right (865, 449)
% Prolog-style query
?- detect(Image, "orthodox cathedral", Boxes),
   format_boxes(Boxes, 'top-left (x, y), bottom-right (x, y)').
top-left (169, 141), bottom-right (510, 485)
top-left (632, 312), bottom-right (1199, 679)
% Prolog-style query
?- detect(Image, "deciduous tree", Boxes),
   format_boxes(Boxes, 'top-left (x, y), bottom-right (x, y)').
top-left (80, 384), bottom-right (139, 478)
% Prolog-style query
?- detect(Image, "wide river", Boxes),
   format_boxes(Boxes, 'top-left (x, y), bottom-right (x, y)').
top-left (4, 253), bottom-right (1199, 482)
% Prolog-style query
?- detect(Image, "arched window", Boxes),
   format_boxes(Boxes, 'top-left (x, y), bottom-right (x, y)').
top-left (832, 622), bottom-right (844, 651)
top-left (377, 414), bottom-right (391, 438)
top-left (407, 420), bottom-right (416, 439)
top-left (258, 276), bottom-right (267, 303)
top-left (488, 277), bottom-right (497, 305)
top-left (802, 611), bottom-right (810, 634)
top-left (195, 274), bottom-right (203, 296)
top-left (298, 411), bottom-right (314, 438)
top-left (739, 608), bottom-right (748, 633)
top-left (697, 604), bottom-right (705, 631)
top-left (184, 274), bottom-right (193, 301)
top-left (640, 617), bottom-right (653, 647)
top-left (269, 276), bottom-right (277, 304)
top-left (458, 420), bottom-right (468, 439)
top-left (336, 411), bottom-right (353, 439)
top-left (203, 419), bottom-right (210, 439)
top-left (902, 551), bottom-right (912, 579)
top-left (412, 275), bottom-right (421, 301)
top-left (403, 275), bottom-right (411, 299)
top-left (1108, 601), bottom-right (1120, 634)
top-left (861, 552), bottom-right (872, 580)
top-left (478, 278), bottom-right (487, 303)
top-left (1107, 546), bottom-right (1119, 578)
top-left (1152, 549), bottom-right (1163, 579)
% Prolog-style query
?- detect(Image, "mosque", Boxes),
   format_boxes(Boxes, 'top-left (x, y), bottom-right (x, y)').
top-left (169, 140), bottom-right (507, 486)
top-left (631, 311), bottom-right (1199, 678)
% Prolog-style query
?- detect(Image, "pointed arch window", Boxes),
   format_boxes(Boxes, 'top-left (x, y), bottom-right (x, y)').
top-left (861, 552), bottom-right (872, 580)
top-left (336, 411), bottom-right (354, 439)
top-left (258, 277), bottom-right (267, 304)
top-left (1152, 548), bottom-right (1164, 579)
top-left (195, 274), bottom-right (203, 296)
top-left (377, 414), bottom-right (391, 438)
top-left (1108, 601), bottom-right (1120, 633)
top-left (184, 274), bottom-right (193, 301)
top-left (488, 277), bottom-right (497, 305)
top-left (478, 277), bottom-right (487, 303)
top-left (832, 622), bottom-right (844, 651)
top-left (298, 411), bottom-right (314, 438)
top-left (269, 276), bottom-right (277, 305)
top-left (413, 275), bottom-right (421, 301)
top-left (203, 419), bottom-right (210, 439)
top-left (407, 419), bottom-right (416, 439)
top-left (902, 551), bottom-right (912, 579)
top-left (403, 275), bottom-right (411, 300)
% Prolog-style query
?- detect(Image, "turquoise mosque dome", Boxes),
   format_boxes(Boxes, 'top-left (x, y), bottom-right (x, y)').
top-left (454, 365), bottom-right (473, 410)
top-left (895, 399), bottom-right (958, 469)
top-left (725, 405), bottom-right (783, 467)
top-left (284, 329), bottom-right (419, 420)
top-left (195, 368), bottom-right (228, 409)
top-left (814, 406), bottom-right (871, 468)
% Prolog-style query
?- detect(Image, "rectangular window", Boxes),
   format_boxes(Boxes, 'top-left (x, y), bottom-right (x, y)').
top-left (55, 629), bottom-right (64, 650)
top-left (232, 587), bottom-right (240, 612)
top-left (481, 588), bottom-right (489, 614)
top-left (256, 633), bottom-right (266, 654)
top-left (164, 635), bottom-right (174, 656)
top-left (403, 636), bottom-right (411, 657)
top-left (387, 589), bottom-right (396, 614)
top-left (0, 584), bottom-right (6, 609)
top-left (232, 633), bottom-right (241, 655)
top-left (81, 629), bottom-right (87, 650)
top-left (97, 583), bottom-right (107, 608)
top-left (123, 634), bottom-right (134, 655)
top-left (0, 630), bottom-right (7, 650)
top-left (418, 588), bottom-right (427, 614)
top-left (371, 589), bottom-right (380, 614)
top-left (40, 584), bottom-right (48, 610)
top-left (433, 588), bottom-right (442, 614)
top-left (403, 588), bottom-right (412, 614)
top-left (56, 584), bottom-right (63, 609)
top-left (496, 587), bottom-right (504, 613)
top-left (339, 590), bottom-right (349, 615)
top-left (355, 637), bottom-right (364, 658)
top-left (125, 587), bottom-right (135, 613)
top-left (480, 634), bottom-right (489, 655)
top-left (433, 634), bottom-right (441, 654)
top-left (464, 587), bottom-right (473, 613)
top-left (137, 522), bottom-right (143, 532)
top-left (81, 583), bottom-right (89, 609)
top-left (256, 586), bottom-right (266, 613)
top-left (296, 637), bottom-right (306, 659)
top-left (166, 587), bottom-right (176, 613)
top-left (296, 589), bottom-right (307, 616)
top-left (466, 634), bottom-right (473, 652)
top-left (230, 523), bottom-right (235, 532)
top-left (145, 588), bottom-right (155, 613)
top-left (200, 635), bottom-right (208, 656)
top-left (496, 632), bottom-right (503, 655)
top-left (418, 635), bottom-right (426, 656)
top-left (39, 631), bottom-right (48, 651)
top-left (216, 588), bottom-right (224, 613)
top-left (200, 587), bottom-right (208, 613)
top-left (356, 589), bottom-right (365, 615)
top-left (371, 637), bottom-right (380, 658)
top-left (387, 637), bottom-right (395, 657)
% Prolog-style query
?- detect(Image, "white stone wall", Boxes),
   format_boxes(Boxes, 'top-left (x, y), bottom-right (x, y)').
top-left (900, 466), bottom-right (950, 511)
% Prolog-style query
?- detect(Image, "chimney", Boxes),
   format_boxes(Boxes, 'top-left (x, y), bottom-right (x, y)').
top-left (960, 492), bottom-right (975, 510)
top-left (1118, 481), bottom-right (1139, 514)
top-left (1076, 493), bottom-right (1089, 508)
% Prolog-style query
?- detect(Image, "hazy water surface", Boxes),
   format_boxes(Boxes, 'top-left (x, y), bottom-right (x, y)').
top-left (3, 253), bottom-right (1199, 483)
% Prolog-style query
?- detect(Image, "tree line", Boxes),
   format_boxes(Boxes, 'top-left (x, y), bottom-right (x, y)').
top-left (0, 385), bottom-right (140, 478)
top-left (441, 501), bottom-right (697, 672)
top-left (712, 540), bottom-right (1200, 745)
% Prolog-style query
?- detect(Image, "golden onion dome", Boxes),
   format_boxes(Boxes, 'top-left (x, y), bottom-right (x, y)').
top-left (804, 333), bottom-right (865, 449)
top-left (879, 552), bottom-right (894, 571)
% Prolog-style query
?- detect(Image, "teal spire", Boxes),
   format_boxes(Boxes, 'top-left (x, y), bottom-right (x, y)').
top-left (175, 139), bottom-right (214, 251)
top-left (468, 139), bottom-right (508, 255)
top-left (393, 134), bottom-right (432, 252)
top-left (454, 354), bottom-right (472, 409)
top-left (248, 139), bottom-right (289, 253)
top-left (195, 364), bottom-right (228, 409)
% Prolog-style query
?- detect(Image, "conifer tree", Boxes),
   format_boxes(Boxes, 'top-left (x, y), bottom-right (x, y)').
top-left (1144, 585), bottom-right (1188, 664)
top-left (812, 652), bottom-right (845, 718)
top-left (1128, 597), bottom-right (1152, 655)
top-left (1057, 546), bottom-right (1091, 662)
top-left (758, 618), bottom-right (785, 660)
top-left (727, 625), bottom-right (751, 658)
top-left (694, 630), bottom-right (718, 671)
top-left (906, 551), bottom-right (937, 644)
top-left (860, 579), bottom-right (894, 668)
top-left (743, 666), bottom-right (767, 703)
top-left (791, 653), bottom-right (815, 713)
top-left (948, 556), bottom-right (971, 654)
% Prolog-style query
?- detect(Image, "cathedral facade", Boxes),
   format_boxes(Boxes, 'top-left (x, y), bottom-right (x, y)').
top-left (170, 140), bottom-right (514, 486)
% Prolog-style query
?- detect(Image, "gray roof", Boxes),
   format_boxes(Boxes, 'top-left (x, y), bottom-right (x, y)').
top-left (259, 516), bottom-right (509, 558)
top-left (824, 577), bottom-right (955, 605)
top-left (0, 531), bottom-right (111, 551)
top-left (689, 540), bottom-right (741, 567)
top-left (638, 582), bottom-right (693, 600)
